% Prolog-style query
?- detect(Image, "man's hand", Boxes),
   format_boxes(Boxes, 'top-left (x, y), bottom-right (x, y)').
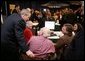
top-left (26, 50), bottom-right (35, 58)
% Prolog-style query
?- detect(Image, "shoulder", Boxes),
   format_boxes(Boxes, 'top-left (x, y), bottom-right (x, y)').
top-left (7, 13), bottom-right (22, 23)
top-left (46, 38), bottom-right (54, 44)
top-left (60, 35), bottom-right (67, 40)
top-left (58, 35), bottom-right (69, 43)
top-left (30, 36), bottom-right (37, 40)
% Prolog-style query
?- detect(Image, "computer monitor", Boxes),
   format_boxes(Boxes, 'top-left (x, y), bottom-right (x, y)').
top-left (45, 21), bottom-right (55, 30)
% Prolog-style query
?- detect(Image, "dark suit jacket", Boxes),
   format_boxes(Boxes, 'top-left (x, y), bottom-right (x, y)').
top-left (64, 29), bottom-right (84, 60)
top-left (56, 34), bottom-right (74, 49)
top-left (55, 34), bottom-right (74, 60)
top-left (1, 13), bottom-right (28, 54)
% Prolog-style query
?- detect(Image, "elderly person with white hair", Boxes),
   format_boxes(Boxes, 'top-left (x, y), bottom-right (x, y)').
top-left (26, 27), bottom-right (56, 60)
top-left (23, 21), bottom-right (34, 43)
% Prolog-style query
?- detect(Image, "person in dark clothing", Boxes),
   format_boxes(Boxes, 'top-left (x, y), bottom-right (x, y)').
top-left (62, 12), bottom-right (77, 25)
top-left (12, 4), bottom-right (20, 14)
top-left (63, 23), bottom-right (84, 60)
top-left (1, 9), bottom-right (35, 60)
top-left (55, 24), bottom-right (74, 60)
top-left (61, 8), bottom-right (77, 27)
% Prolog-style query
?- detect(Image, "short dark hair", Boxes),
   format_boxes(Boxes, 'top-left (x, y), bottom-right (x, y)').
top-left (63, 23), bottom-right (73, 36)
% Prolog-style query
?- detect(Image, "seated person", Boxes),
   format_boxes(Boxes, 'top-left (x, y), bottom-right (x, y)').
top-left (27, 27), bottom-right (56, 60)
top-left (55, 24), bottom-right (74, 59)
top-left (55, 24), bottom-right (74, 48)
top-left (24, 21), bottom-right (34, 43)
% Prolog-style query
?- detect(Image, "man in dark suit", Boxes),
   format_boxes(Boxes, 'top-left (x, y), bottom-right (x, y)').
top-left (1, 9), bottom-right (35, 60)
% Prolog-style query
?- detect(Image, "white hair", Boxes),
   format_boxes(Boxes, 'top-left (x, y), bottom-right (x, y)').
top-left (38, 27), bottom-right (51, 37)
top-left (27, 8), bottom-right (31, 12)
top-left (20, 9), bottom-right (31, 17)
top-left (26, 21), bottom-right (33, 27)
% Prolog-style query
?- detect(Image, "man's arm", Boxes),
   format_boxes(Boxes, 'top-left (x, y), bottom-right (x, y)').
top-left (15, 20), bottom-right (35, 57)
top-left (15, 20), bottom-right (28, 52)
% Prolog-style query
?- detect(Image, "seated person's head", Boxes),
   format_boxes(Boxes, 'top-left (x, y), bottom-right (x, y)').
top-left (38, 27), bottom-right (51, 37)
top-left (26, 21), bottom-right (33, 29)
top-left (62, 23), bottom-right (73, 36)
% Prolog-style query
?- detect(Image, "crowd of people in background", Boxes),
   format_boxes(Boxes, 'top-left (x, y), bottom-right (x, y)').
top-left (29, 7), bottom-right (84, 28)
top-left (4, 4), bottom-right (84, 28)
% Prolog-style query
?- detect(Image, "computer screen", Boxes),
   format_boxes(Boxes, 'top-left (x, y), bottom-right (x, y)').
top-left (45, 21), bottom-right (55, 30)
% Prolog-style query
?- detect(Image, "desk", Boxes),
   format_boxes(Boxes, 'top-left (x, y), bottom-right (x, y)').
top-left (53, 31), bottom-right (64, 37)
top-left (37, 31), bottom-right (63, 43)
top-left (48, 31), bottom-right (75, 43)
top-left (48, 36), bottom-right (60, 39)
top-left (33, 23), bottom-right (39, 26)
top-left (48, 31), bottom-right (64, 43)
top-left (48, 36), bottom-right (59, 43)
